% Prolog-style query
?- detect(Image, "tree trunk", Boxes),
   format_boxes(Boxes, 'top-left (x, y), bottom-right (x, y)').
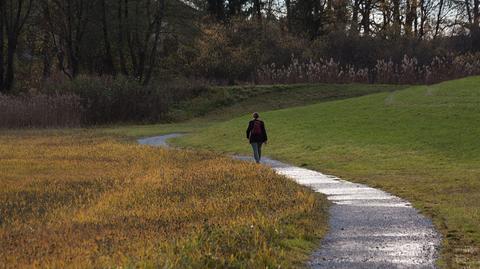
top-left (101, 0), bottom-right (116, 75)
top-left (361, 0), bottom-right (372, 35)
top-left (311, 0), bottom-right (322, 39)
top-left (474, 0), bottom-right (479, 27)
top-left (0, 1), bottom-right (4, 92)
top-left (285, 0), bottom-right (291, 30)
top-left (144, 0), bottom-right (165, 85)
top-left (393, 0), bottom-right (401, 37)
top-left (419, 0), bottom-right (425, 38)
top-left (66, 38), bottom-right (79, 78)
top-left (473, 0), bottom-right (480, 51)
top-left (434, 0), bottom-right (444, 37)
top-left (351, 0), bottom-right (360, 34)
top-left (5, 34), bottom-right (17, 91)
top-left (117, 0), bottom-right (128, 75)
top-left (379, 0), bottom-right (390, 36)
top-left (1, 0), bottom-right (33, 92)
top-left (208, 0), bottom-right (225, 21)
top-left (41, 32), bottom-right (52, 80)
top-left (253, 0), bottom-right (262, 20)
top-left (135, 1), bottom-right (148, 80)
top-left (413, 0), bottom-right (418, 37)
top-left (405, 0), bottom-right (413, 36)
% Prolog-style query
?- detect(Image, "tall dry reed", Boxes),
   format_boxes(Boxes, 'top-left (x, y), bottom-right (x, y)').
top-left (257, 53), bottom-right (480, 85)
top-left (0, 93), bottom-right (82, 128)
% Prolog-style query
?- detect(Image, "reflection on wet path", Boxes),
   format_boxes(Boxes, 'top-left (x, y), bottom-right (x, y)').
top-left (140, 134), bottom-right (441, 269)
top-left (256, 158), bottom-right (440, 268)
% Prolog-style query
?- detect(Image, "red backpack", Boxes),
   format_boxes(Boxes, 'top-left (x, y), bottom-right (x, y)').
top-left (251, 121), bottom-right (263, 136)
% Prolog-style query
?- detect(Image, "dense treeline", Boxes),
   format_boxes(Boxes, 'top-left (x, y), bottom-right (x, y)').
top-left (0, 0), bottom-right (194, 92)
top-left (0, 0), bottom-right (479, 125)
top-left (1, 0), bottom-right (479, 92)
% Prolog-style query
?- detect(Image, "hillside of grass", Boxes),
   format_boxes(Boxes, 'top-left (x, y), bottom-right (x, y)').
top-left (166, 83), bottom-right (407, 121)
top-left (175, 76), bottom-right (480, 268)
top-left (103, 83), bottom-right (406, 138)
top-left (0, 131), bottom-right (327, 268)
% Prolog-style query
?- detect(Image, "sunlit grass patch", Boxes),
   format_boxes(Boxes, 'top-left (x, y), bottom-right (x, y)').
top-left (0, 131), bottom-right (327, 268)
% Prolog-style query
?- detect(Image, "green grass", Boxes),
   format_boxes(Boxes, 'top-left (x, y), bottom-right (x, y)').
top-left (101, 122), bottom-right (203, 138)
top-left (103, 83), bottom-right (406, 138)
top-left (167, 83), bottom-right (407, 121)
top-left (174, 76), bottom-right (480, 268)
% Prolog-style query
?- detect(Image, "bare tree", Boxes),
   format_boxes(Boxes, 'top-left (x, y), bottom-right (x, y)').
top-left (402, 0), bottom-right (418, 37)
top-left (393, 0), bottom-right (402, 37)
top-left (360, 0), bottom-right (374, 35)
top-left (41, 0), bottom-right (96, 79)
top-left (0, 0), bottom-right (34, 92)
top-left (0, 0), bottom-right (4, 91)
top-left (351, 0), bottom-right (362, 34)
top-left (100, 0), bottom-right (115, 75)
top-left (434, 0), bottom-right (444, 37)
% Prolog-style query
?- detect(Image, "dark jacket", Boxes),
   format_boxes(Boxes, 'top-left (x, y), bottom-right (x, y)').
top-left (246, 119), bottom-right (268, 143)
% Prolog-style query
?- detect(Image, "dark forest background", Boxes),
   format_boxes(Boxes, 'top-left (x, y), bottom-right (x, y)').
top-left (1, 0), bottom-right (479, 126)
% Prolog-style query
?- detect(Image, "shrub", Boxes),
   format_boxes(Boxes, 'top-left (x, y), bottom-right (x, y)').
top-left (44, 75), bottom-right (207, 125)
top-left (0, 75), bottom-right (208, 129)
top-left (0, 93), bottom-right (82, 128)
top-left (186, 20), bottom-right (307, 84)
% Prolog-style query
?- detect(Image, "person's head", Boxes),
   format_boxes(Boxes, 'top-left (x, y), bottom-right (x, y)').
top-left (252, 112), bottom-right (259, 119)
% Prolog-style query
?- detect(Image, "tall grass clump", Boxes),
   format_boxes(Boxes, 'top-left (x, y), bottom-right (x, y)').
top-left (49, 75), bottom-right (207, 125)
top-left (257, 57), bottom-right (369, 84)
top-left (0, 75), bottom-right (208, 129)
top-left (0, 93), bottom-right (82, 128)
top-left (257, 53), bottom-right (480, 85)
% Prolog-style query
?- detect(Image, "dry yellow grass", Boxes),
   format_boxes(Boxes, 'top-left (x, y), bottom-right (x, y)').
top-left (0, 130), bottom-right (327, 268)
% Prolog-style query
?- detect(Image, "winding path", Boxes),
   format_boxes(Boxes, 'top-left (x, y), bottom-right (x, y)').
top-left (138, 134), bottom-right (441, 269)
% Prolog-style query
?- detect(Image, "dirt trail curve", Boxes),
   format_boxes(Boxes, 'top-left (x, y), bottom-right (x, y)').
top-left (138, 134), bottom-right (441, 269)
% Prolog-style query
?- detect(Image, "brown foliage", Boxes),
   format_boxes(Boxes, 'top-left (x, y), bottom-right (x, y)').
top-left (257, 56), bottom-right (369, 84)
top-left (257, 53), bottom-right (480, 85)
top-left (0, 93), bottom-right (82, 128)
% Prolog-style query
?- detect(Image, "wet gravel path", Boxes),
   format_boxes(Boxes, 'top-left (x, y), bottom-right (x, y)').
top-left (138, 134), bottom-right (441, 269)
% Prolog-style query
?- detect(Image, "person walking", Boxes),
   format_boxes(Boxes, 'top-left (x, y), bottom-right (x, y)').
top-left (246, 112), bottom-right (268, 163)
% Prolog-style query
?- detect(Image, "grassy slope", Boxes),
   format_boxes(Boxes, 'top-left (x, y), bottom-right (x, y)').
top-left (103, 83), bottom-right (406, 138)
top-left (0, 131), bottom-right (327, 268)
top-left (175, 76), bottom-right (480, 268)
top-left (167, 83), bottom-right (408, 121)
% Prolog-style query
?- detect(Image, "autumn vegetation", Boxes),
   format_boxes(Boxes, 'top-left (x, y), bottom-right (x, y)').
top-left (257, 53), bottom-right (480, 84)
top-left (0, 93), bottom-right (81, 128)
top-left (1, 0), bottom-right (480, 266)
top-left (0, 131), bottom-right (327, 268)
top-left (1, 0), bottom-right (480, 127)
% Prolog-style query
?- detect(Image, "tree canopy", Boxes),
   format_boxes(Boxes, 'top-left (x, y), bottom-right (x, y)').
top-left (0, 0), bottom-right (479, 92)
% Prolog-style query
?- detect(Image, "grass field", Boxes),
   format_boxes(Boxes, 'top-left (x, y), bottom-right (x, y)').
top-left (0, 130), bottom-right (328, 268)
top-left (174, 76), bottom-right (480, 268)
top-left (166, 83), bottom-right (407, 121)
top-left (103, 83), bottom-right (406, 138)
top-left (4, 79), bottom-right (477, 268)
top-left (2, 83), bottom-right (395, 268)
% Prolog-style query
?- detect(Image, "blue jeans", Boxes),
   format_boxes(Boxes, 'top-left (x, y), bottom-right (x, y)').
top-left (251, 143), bottom-right (262, 163)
